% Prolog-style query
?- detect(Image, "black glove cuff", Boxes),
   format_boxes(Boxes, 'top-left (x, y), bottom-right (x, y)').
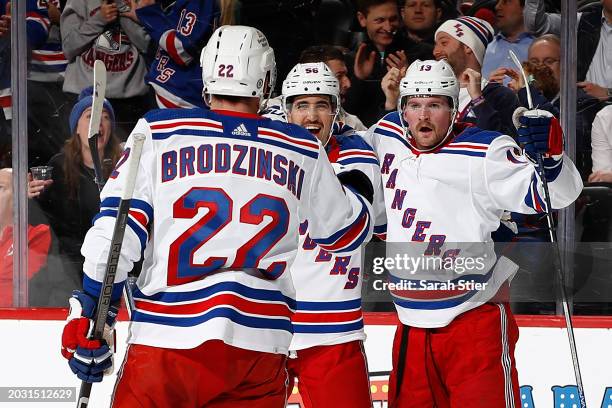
top-left (337, 170), bottom-right (374, 204)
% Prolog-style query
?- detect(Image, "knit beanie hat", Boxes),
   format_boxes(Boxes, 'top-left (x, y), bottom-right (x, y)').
top-left (435, 16), bottom-right (495, 66)
top-left (69, 87), bottom-right (115, 135)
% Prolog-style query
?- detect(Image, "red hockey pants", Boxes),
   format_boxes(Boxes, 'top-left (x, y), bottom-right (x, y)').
top-left (388, 303), bottom-right (520, 408)
top-left (287, 340), bottom-right (372, 408)
top-left (111, 340), bottom-right (288, 407)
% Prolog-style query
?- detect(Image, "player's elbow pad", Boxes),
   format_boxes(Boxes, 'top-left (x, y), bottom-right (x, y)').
top-left (337, 170), bottom-right (374, 204)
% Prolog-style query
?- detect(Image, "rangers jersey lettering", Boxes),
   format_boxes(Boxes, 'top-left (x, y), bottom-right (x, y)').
top-left (61, 0), bottom-right (150, 98)
top-left (363, 111), bottom-right (582, 328)
top-left (81, 109), bottom-right (373, 354)
top-left (289, 128), bottom-right (386, 350)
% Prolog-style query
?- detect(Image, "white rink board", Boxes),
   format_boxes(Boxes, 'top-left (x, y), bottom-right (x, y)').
top-left (2, 320), bottom-right (612, 407)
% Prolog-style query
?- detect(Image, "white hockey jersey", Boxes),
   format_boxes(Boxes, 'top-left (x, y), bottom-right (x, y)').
top-left (289, 127), bottom-right (386, 350)
top-left (363, 111), bottom-right (583, 328)
top-left (80, 108), bottom-right (373, 354)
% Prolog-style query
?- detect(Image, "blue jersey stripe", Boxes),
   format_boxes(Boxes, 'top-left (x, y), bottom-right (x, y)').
top-left (29, 64), bottom-right (67, 73)
top-left (295, 298), bottom-right (362, 311)
top-left (377, 128), bottom-right (410, 148)
top-left (151, 128), bottom-right (224, 140)
top-left (293, 320), bottom-right (364, 333)
top-left (151, 127), bottom-right (319, 159)
top-left (314, 192), bottom-right (368, 246)
top-left (438, 149), bottom-right (486, 157)
top-left (255, 137), bottom-right (319, 159)
top-left (374, 224), bottom-right (387, 233)
top-left (92, 209), bottom-right (148, 253)
top-left (341, 211), bottom-right (371, 253)
top-left (524, 175), bottom-right (546, 213)
top-left (100, 197), bottom-right (154, 222)
top-left (337, 158), bottom-right (380, 166)
top-left (452, 127), bottom-right (501, 145)
top-left (132, 281), bottom-right (297, 309)
top-left (392, 289), bottom-right (480, 310)
top-left (83, 275), bottom-right (125, 303)
top-left (132, 307), bottom-right (293, 332)
top-left (390, 258), bottom-right (499, 310)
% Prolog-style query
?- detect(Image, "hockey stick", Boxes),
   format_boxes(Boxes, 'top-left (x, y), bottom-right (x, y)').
top-left (85, 60), bottom-right (139, 318)
top-left (88, 59), bottom-right (107, 192)
top-left (76, 133), bottom-right (147, 408)
top-left (509, 50), bottom-right (586, 408)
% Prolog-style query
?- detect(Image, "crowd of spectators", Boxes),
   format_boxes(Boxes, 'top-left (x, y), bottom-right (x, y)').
top-left (0, 0), bottom-right (611, 307)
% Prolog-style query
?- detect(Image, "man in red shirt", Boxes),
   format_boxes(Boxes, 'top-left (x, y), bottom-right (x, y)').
top-left (0, 168), bottom-right (51, 307)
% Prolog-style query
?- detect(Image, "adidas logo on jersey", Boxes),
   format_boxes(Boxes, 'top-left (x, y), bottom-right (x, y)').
top-left (232, 123), bottom-right (251, 137)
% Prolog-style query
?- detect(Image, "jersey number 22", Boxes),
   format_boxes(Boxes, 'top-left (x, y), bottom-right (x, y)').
top-left (167, 187), bottom-right (289, 285)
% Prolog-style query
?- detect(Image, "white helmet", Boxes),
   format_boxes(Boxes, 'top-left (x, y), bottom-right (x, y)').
top-left (200, 25), bottom-right (276, 104)
top-left (398, 59), bottom-right (460, 151)
top-left (281, 62), bottom-right (340, 116)
top-left (281, 62), bottom-right (341, 146)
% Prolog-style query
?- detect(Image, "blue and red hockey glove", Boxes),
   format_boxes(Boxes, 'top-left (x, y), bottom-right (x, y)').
top-left (61, 290), bottom-right (117, 383)
top-left (516, 109), bottom-right (564, 180)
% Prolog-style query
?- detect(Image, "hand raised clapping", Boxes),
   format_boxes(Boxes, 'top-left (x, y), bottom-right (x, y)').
top-left (385, 50), bottom-right (407, 72)
top-left (354, 43), bottom-right (377, 80)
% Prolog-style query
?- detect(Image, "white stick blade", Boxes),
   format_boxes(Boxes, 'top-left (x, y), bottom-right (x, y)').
top-left (88, 60), bottom-right (108, 140)
top-left (508, 50), bottom-right (533, 109)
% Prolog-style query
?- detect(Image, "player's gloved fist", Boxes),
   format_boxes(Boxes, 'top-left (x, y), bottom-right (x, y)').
top-left (517, 109), bottom-right (563, 160)
top-left (337, 169), bottom-right (374, 204)
top-left (61, 290), bottom-right (117, 383)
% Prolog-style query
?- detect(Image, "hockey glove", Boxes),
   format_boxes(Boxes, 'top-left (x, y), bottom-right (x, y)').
top-left (517, 109), bottom-right (563, 158)
top-left (516, 109), bottom-right (564, 180)
top-left (61, 290), bottom-right (117, 383)
top-left (337, 169), bottom-right (374, 204)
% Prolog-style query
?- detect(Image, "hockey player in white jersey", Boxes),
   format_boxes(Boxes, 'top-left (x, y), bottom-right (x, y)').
top-left (59, 26), bottom-right (376, 408)
top-left (363, 59), bottom-right (582, 407)
top-left (275, 62), bottom-right (385, 407)
top-left (263, 45), bottom-right (367, 131)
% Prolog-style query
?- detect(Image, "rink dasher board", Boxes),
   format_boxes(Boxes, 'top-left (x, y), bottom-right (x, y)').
top-left (1, 312), bottom-right (611, 407)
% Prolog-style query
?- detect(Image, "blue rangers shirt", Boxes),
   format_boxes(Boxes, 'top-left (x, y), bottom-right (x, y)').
top-left (136, 0), bottom-right (220, 109)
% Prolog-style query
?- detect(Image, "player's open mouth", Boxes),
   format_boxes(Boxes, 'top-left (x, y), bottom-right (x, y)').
top-left (305, 125), bottom-right (322, 137)
top-left (419, 125), bottom-right (433, 134)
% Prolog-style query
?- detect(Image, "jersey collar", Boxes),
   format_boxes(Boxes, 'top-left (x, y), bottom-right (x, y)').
top-left (407, 122), bottom-right (474, 156)
top-left (212, 109), bottom-right (263, 119)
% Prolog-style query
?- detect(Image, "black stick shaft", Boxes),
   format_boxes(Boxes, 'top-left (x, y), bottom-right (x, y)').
top-left (88, 135), bottom-right (105, 192)
top-left (536, 154), bottom-right (586, 408)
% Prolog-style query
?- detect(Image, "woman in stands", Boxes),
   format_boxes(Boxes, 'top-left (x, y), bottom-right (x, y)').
top-left (27, 88), bottom-right (122, 282)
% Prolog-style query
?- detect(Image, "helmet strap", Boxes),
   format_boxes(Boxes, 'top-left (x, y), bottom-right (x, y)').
top-left (202, 89), bottom-right (213, 108)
